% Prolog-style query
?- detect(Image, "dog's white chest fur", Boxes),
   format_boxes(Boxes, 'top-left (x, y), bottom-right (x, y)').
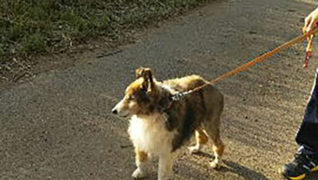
top-left (128, 114), bottom-right (175, 155)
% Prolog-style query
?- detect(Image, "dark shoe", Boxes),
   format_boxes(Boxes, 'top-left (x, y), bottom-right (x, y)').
top-left (280, 152), bottom-right (318, 180)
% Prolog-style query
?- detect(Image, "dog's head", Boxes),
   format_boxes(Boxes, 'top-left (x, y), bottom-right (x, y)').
top-left (112, 67), bottom-right (171, 117)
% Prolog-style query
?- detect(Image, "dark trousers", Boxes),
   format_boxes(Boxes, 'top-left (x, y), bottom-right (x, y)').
top-left (296, 69), bottom-right (318, 157)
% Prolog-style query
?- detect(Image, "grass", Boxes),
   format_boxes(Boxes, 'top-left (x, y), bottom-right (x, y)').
top-left (0, 0), bottom-right (209, 63)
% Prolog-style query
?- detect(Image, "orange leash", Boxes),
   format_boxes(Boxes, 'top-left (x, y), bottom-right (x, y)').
top-left (171, 27), bottom-right (318, 102)
top-left (211, 28), bottom-right (317, 85)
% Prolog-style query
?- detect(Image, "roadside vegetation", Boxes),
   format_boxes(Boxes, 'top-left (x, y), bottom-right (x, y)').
top-left (0, 0), bottom-right (209, 64)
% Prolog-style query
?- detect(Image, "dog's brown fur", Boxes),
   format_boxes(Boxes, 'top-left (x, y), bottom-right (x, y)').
top-left (112, 67), bottom-right (225, 180)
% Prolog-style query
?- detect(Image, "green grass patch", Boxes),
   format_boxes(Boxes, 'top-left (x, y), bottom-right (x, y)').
top-left (0, 0), bottom-right (209, 63)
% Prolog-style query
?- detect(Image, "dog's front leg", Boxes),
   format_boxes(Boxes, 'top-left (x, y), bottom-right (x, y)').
top-left (132, 149), bottom-right (149, 179)
top-left (158, 152), bottom-right (175, 180)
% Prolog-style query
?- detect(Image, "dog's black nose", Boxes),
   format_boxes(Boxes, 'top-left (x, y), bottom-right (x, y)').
top-left (112, 109), bottom-right (118, 114)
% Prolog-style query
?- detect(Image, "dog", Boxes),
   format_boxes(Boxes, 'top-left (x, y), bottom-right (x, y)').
top-left (112, 67), bottom-right (225, 180)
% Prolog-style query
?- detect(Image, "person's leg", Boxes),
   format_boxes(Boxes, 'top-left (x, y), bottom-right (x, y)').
top-left (281, 69), bottom-right (318, 180)
top-left (296, 68), bottom-right (318, 156)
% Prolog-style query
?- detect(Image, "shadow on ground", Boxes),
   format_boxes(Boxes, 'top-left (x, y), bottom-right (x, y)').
top-left (222, 160), bottom-right (269, 180)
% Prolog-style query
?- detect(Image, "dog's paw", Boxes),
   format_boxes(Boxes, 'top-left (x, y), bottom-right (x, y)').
top-left (188, 145), bottom-right (200, 154)
top-left (158, 170), bottom-right (173, 180)
top-left (158, 175), bottom-right (172, 180)
top-left (210, 160), bottom-right (221, 169)
top-left (132, 168), bottom-right (147, 179)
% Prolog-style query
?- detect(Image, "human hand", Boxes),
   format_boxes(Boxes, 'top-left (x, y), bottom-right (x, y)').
top-left (303, 8), bottom-right (318, 33)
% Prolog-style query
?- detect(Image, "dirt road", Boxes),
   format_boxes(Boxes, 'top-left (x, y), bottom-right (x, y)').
top-left (1, 0), bottom-right (318, 179)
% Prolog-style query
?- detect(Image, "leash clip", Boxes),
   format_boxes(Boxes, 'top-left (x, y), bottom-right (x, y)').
top-left (166, 90), bottom-right (193, 111)
top-left (171, 90), bottom-right (192, 101)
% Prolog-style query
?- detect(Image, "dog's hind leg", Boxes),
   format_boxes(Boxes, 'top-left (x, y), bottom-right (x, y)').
top-left (132, 148), bottom-right (149, 179)
top-left (204, 120), bottom-right (225, 169)
top-left (188, 129), bottom-right (209, 154)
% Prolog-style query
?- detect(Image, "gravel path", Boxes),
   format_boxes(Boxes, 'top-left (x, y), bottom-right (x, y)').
top-left (1, 0), bottom-right (318, 179)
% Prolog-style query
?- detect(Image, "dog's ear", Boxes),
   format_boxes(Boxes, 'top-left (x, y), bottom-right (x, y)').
top-left (135, 67), bottom-right (144, 78)
top-left (136, 67), bottom-right (154, 92)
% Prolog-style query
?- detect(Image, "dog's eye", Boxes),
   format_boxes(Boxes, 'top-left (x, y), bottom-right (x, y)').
top-left (141, 86), bottom-right (147, 93)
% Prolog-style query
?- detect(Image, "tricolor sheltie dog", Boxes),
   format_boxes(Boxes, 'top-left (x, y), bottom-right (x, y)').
top-left (112, 67), bottom-right (225, 180)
